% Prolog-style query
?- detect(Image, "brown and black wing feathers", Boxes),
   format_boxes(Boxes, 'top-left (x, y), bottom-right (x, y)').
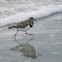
top-left (8, 20), bottom-right (28, 29)
top-left (15, 21), bottom-right (28, 28)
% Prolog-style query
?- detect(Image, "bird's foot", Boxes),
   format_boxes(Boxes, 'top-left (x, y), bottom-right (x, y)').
top-left (26, 33), bottom-right (34, 36)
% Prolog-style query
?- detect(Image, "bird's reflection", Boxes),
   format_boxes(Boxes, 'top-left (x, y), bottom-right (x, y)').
top-left (10, 38), bottom-right (37, 59)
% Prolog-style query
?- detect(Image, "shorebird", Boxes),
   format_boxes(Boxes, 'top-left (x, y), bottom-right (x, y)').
top-left (8, 17), bottom-right (34, 39)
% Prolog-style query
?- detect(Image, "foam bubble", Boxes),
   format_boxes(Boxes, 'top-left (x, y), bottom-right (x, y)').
top-left (0, 5), bottom-right (62, 27)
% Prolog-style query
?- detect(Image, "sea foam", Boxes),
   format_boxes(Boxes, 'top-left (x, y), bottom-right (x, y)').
top-left (0, 5), bottom-right (62, 27)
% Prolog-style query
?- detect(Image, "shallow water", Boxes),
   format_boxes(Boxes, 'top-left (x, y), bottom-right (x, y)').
top-left (0, 0), bottom-right (62, 62)
top-left (0, 12), bottom-right (62, 62)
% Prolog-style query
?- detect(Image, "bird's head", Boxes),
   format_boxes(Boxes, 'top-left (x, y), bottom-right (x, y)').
top-left (29, 17), bottom-right (34, 20)
top-left (28, 17), bottom-right (34, 28)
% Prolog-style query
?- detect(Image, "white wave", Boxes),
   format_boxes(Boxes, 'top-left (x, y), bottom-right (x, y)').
top-left (0, 5), bottom-right (62, 27)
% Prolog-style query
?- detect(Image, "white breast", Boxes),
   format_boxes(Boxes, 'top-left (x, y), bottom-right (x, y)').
top-left (17, 25), bottom-right (30, 32)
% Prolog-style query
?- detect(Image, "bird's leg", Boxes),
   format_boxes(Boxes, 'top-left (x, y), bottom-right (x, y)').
top-left (14, 30), bottom-right (19, 39)
top-left (25, 32), bottom-right (34, 36)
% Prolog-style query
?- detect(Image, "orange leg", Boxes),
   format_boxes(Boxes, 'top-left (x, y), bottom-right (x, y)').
top-left (14, 30), bottom-right (19, 39)
top-left (26, 32), bottom-right (34, 36)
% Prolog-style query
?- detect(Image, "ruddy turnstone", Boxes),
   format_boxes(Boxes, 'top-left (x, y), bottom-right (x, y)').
top-left (8, 17), bottom-right (34, 39)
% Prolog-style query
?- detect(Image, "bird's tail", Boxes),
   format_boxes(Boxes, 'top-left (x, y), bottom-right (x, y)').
top-left (8, 26), bottom-right (15, 29)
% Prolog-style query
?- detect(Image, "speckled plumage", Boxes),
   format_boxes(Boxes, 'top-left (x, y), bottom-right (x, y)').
top-left (8, 17), bottom-right (34, 39)
top-left (8, 17), bottom-right (34, 30)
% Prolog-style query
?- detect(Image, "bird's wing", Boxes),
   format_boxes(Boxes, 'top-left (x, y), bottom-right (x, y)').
top-left (16, 21), bottom-right (28, 28)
